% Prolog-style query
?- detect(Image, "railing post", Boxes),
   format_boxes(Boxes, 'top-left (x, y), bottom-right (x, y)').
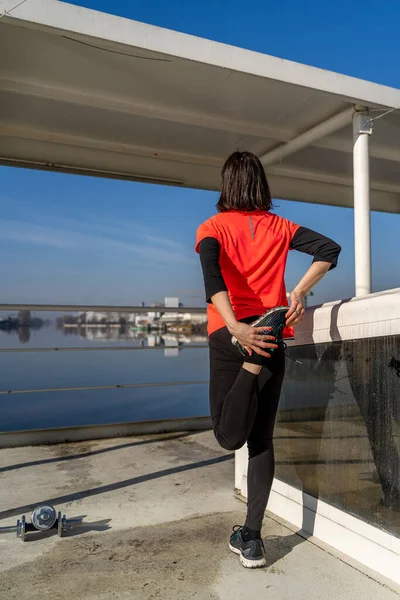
top-left (353, 107), bottom-right (373, 297)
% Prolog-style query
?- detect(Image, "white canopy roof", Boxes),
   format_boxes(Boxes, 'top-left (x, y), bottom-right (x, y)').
top-left (1, 0), bottom-right (400, 212)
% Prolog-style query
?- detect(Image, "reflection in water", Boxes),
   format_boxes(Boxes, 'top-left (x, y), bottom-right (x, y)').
top-left (277, 334), bottom-right (400, 538)
top-left (18, 327), bottom-right (31, 344)
top-left (0, 319), bottom-right (207, 362)
top-left (61, 324), bottom-right (207, 349)
top-left (0, 310), bottom-right (46, 345)
top-left (0, 318), bottom-right (207, 349)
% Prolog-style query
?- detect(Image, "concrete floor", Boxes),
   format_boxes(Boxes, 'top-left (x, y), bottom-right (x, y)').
top-left (0, 430), bottom-right (399, 600)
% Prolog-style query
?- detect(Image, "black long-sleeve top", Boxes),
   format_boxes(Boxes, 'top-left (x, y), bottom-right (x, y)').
top-left (199, 226), bottom-right (341, 303)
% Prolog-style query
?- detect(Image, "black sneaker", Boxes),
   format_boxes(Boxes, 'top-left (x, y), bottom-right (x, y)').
top-left (231, 306), bottom-right (288, 357)
top-left (229, 526), bottom-right (266, 569)
top-left (231, 306), bottom-right (302, 365)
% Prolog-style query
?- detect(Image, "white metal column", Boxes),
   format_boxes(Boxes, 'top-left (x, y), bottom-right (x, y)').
top-left (353, 108), bottom-right (373, 296)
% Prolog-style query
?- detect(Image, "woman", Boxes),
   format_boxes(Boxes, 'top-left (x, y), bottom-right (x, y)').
top-left (196, 151), bottom-right (341, 569)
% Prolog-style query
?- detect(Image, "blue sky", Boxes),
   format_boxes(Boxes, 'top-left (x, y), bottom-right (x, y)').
top-left (2, 0), bottom-right (400, 307)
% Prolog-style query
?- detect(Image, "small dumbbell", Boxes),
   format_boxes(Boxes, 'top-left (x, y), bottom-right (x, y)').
top-left (0, 504), bottom-right (82, 541)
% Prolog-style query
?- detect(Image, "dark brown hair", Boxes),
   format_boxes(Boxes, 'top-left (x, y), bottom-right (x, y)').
top-left (216, 151), bottom-right (272, 213)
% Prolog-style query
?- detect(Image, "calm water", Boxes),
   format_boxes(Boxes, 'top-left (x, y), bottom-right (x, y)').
top-left (0, 323), bottom-right (209, 432)
top-left (0, 317), bottom-right (367, 433)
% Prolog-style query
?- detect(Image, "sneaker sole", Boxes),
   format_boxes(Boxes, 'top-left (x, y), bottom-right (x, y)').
top-left (229, 543), bottom-right (267, 569)
top-left (231, 306), bottom-right (288, 357)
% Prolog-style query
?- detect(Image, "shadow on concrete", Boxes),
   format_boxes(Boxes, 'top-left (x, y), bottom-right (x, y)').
top-left (0, 453), bottom-right (234, 521)
top-left (264, 531), bottom-right (311, 568)
top-left (62, 517), bottom-right (112, 538)
top-left (0, 432), bottom-right (200, 474)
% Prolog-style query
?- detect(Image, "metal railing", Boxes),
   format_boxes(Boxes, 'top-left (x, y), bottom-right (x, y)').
top-left (0, 303), bottom-right (206, 313)
top-left (0, 345), bottom-right (209, 353)
top-left (0, 380), bottom-right (209, 396)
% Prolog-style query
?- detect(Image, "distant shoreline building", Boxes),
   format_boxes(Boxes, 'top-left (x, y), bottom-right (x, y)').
top-left (58, 297), bottom-right (207, 332)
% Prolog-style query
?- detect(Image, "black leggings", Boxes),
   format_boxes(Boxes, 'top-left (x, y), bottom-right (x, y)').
top-left (209, 321), bottom-right (285, 532)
